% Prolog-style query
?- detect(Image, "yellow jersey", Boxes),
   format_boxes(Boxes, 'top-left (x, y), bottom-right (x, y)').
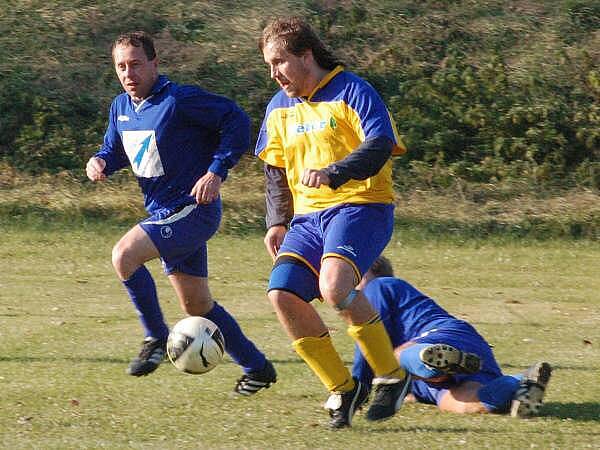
top-left (255, 66), bottom-right (406, 214)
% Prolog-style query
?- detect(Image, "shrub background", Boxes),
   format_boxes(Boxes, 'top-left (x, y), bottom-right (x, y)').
top-left (1, 0), bottom-right (598, 189)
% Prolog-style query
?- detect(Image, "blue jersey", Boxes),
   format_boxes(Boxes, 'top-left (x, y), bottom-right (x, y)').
top-left (362, 277), bottom-right (467, 347)
top-left (95, 75), bottom-right (250, 214)
top-left (354, 277), bottom-right (503, 402)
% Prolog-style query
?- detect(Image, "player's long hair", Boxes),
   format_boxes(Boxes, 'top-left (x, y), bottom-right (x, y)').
top-left (112, 31), bottom-right (157, 61)
top-left (259, 17), bottom-right (343, 70)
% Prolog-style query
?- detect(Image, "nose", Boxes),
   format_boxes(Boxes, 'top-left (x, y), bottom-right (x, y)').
top-left (123, 64), bottom-right (135, 79)
top-left (270, 65), bottom-right (278, 80)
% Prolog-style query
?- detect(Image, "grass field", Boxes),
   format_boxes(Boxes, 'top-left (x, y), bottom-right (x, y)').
top-left (1, 223), bottom-right (599, 449)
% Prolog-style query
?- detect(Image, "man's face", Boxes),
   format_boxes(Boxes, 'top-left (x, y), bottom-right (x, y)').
top-left (113, 44), bottom-right (158, 102)
top-left (263, 40), bottom-right (312, 98)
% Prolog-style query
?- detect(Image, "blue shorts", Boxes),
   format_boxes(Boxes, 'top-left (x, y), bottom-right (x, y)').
top-left (139, 201), bottom-right (221, 277)
top-left (409, 324), bottom-right (504, 405)
top-left (270, 203), bottom-right (394, 301)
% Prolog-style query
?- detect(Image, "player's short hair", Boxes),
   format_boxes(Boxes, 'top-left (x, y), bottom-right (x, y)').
top-left (112, 31), bottom-right (156, 61)
top-left (370, 255), bottom-right (394, 278)
top-left (259, 16), bottom-right (342, 70)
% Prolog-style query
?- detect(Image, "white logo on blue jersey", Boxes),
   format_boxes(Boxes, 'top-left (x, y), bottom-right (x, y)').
top-left (122, 130), bottom-right (164, 178)
top-left (118, 115), bottom-right (130, 122)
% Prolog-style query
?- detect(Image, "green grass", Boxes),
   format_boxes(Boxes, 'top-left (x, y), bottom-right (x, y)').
top-left (1, 225), bottom-right (599, 449)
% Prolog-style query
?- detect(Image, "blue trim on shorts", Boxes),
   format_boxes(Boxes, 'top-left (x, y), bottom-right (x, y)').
top-left (268, 256), bottom-right (320, 302)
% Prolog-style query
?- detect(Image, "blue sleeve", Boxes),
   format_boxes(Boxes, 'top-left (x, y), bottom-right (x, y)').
top-left (322, 136), bottom-right (393, 189)
top-left (94, 100), bottom-right (129, 176)
top-left (346, 77), bottom-right (397, 143)
top-left (176, 86), bottom-right (250, 180)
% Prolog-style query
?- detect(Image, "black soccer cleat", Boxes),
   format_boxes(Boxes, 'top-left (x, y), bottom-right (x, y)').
top-left (419, 343), bottom-right (482, 375)
top-left (127, 336), bottom-right (167, 377)
top-left (510, 361), bottom-right (552, 418)
top-left (234, 359), bottom-right (277, 396)
top-left (365, 373), bottom-right (412, 422)
top-left (324, 378), bottom-right (370, 429)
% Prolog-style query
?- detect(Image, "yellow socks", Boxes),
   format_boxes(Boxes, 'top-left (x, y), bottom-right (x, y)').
top-left (347, 316), bottom-right (405, 379)
top-left (293, 335), bottom-right (355, 392)
top-left (292, 317), bottom-right (403, 392)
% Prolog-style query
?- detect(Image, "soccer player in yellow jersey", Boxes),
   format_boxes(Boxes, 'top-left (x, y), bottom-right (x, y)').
top-left (255, 17), bottom-right (409, 428)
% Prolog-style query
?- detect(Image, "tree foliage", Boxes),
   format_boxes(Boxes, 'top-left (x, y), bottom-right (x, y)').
top-left (0, 0), bottom-right (598, 188)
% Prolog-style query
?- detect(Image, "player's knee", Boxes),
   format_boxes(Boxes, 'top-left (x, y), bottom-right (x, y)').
top-left (111, 241), bottom-right (143, 280)
top-left (319, 259), bottom-right (357, 306)
top-left (267, 290), bottom-right (300, 320)
top-left (319, 277), bottom-right (352, 307)
top-left (111, 242), bottom-right (131, 278)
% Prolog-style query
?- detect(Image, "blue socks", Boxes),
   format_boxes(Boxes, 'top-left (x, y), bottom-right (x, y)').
top-left (123, 266), bottom-right (169, 341)
top-left (205, 302), bottom-right (267, 374)
top-left (124, 268), bottom-right (266, 374)
top-left (477, 375), bottom-right (523, 412)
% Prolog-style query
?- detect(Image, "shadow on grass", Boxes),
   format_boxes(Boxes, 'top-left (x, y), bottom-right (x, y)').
top-left (501, 363), bottom-right (599, 372)
top-left (365, 403), bottom-right (600, 433)
top-left (0, 356), bottom-right (306, 366)
top-left (542, 402), bottom-right (600, 421)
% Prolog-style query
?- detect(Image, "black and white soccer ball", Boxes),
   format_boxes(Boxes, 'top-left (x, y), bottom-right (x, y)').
top-left (167, 316), bottom-right (225, 374)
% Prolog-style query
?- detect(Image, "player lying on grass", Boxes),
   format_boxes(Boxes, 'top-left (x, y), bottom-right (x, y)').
top-left (351, 256), bottom-right (552, 418)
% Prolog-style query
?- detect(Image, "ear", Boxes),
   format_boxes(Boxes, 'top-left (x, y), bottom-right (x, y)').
top-left (301, 49), bottom-right (315, 65)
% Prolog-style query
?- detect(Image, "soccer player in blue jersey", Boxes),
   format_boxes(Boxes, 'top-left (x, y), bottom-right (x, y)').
top-left (352, 256), bottom-right (552, 418)
top-left (85, 31), bottom-right (275, 395)
top-left (255, 17), bottom-right (410, 428)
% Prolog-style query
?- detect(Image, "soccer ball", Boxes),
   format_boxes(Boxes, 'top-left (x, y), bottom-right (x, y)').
top-left (166, 316), bottom-right (225, 374)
